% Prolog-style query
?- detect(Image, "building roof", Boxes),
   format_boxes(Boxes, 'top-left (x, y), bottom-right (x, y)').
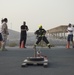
top-left (47, 25), bottom-right (68, 33)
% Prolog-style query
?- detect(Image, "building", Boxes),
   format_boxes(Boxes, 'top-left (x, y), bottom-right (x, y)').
top-left (47, 25), bottom-right (68, 39)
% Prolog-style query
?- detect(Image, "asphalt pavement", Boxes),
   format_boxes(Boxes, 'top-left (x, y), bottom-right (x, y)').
top-left (0, 46), bottom-right (74, 75)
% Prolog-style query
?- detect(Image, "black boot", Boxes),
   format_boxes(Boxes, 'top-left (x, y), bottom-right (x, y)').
top-left (48, 45), bottom-right (51, 48)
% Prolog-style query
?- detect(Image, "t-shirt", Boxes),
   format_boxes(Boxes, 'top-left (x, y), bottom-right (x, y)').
top-left (21, 25), bottom-right (28, 35)
top-left (72, 27), bottom-right (74, 39)
top-left (67, 27), bottom-right (73, 35)
top-left (0, 24), bottom-right (2, 33)
top-left (1, 22), bottom-right (9, 35)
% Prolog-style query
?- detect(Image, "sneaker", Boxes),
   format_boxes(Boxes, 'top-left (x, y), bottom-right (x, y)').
top-left (33, 45), bottom-right (36, 49)
top-left (48, 45), bottom-right (51, 49)
top-left (1, 48), bottom-right (8, 51)
top-left (73, 46), bottom-right (74, 48)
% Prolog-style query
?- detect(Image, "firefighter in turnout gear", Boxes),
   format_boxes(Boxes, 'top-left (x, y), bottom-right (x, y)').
top-left (34, 25), bottom-right (51, 48)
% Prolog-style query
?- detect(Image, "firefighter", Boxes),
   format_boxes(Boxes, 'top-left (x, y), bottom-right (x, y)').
top-left (34, 25), bottom-right (50, 48)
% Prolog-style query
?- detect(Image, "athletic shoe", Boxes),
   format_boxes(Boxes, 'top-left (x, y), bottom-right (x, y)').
top-left (1, 48), bottom-right (8, 51)
top-left (73, 46), bottom-right (74, 48)
top-left (48, 45), bottom-right (51, 49)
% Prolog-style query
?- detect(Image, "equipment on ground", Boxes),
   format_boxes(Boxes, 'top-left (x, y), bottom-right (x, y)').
top-left (21, 47), bottom-right (49, 67)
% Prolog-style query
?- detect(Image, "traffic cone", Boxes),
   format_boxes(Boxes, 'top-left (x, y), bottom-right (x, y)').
top-left (20, 41), bottom-right (24, 48)
top-left (66, 42), bottom-right (70, 49)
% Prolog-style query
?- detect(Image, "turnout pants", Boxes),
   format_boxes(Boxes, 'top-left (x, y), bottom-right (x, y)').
top-left (36, 36), bottom-right (49, 45)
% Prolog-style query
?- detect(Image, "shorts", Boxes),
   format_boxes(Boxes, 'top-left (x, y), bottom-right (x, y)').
top-left (0, 33), bottom-right (3, 41)
top-left (67, 34), bottom-right (73, 42)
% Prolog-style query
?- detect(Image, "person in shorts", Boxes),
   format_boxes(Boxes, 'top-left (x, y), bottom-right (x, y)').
top-left (66, 23), bottom-right (74, 48)
top-left (72, 25), bottom-right (74, 46)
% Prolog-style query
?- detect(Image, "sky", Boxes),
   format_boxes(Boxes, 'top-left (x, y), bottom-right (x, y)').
top-left (0, 0), bottom-right (74, 32)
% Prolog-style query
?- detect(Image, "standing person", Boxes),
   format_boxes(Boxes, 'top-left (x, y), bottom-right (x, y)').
top-left (0, 19), bottom-right (4, 50)
top-left (66, 23), bottom-right (74, 48)
top-left (34, 25), bottom-right (51, 48)
top-left (20, 21), bottom-right (29, 48)
top-left (73, 25), bottom-right (74, 46)
top-left (1, 18), bottom-right (9, 51)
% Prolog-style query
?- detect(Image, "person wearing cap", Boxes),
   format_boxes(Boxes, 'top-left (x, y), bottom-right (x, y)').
top-left (1, 18), bottom-right (9, 51)
top-left (20, 21), bottom-right (29, 48)
top-left (66, 23), bottom-right (74, 48)
top-left (34, 25), bottom-right (50, 48)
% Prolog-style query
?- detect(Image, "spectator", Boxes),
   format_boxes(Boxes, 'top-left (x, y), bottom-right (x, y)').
top-left (66, 23), bottom-right (74, 48)
top-left (0, 19), bottom-right (4, 50)
top-left (20, 21), bottom-right (29, 48)
top-left (1, 18), bottom-right (9, 51)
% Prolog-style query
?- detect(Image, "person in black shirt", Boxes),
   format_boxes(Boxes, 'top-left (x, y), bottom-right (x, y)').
top-left (20, 21), bottom-right (29, 48)
top-left (34, 25), bottom-right (50, 48)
